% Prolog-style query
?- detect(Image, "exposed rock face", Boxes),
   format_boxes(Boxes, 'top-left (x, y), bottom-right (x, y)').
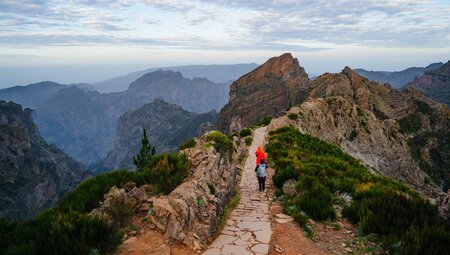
top-left (92, 131), bottom-right (247, 249)
top-left (219, 53), bottom-right (310, 133)
top-left (147, 133), bottom-right (246, 248)
top-left (405, 60), bottom-right (450, 106)
top-left (0, 71), bottom-right (227, 166)
top-left (0, 101), bottom-right (85, 220)
top-left (354, 62), bottom-right (443, 88)
top-left (101, 99), bottom-right (218, 171)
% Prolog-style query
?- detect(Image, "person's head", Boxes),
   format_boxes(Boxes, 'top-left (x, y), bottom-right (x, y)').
top-left (257, 146), bottom-right (262, 152)
top-left (260, 158), bottom-right (265, 164)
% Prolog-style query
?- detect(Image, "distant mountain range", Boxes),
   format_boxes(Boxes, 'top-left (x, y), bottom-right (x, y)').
top-left (354, 62), bottom-right (443, 88)
top-left (93, 63), bottom-right (259, 93)
top-left (0, 101), bottom-right (85, 220)
top-left (0, 70), bottom-right (229, 166)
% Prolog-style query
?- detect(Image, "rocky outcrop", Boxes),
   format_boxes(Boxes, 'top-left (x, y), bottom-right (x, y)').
top-left (405, 60), bottom-right (450, 106)
top-left (101, 99), bottom-right (218, 171)
top-left (219, 53), bottom-right (310, 133)
top-left (92, 131), bottom-right (247, 249)
top-left (0, 101), bottom-right (85, 220)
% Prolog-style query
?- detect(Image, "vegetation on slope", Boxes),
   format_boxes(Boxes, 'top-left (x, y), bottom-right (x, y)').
top-left (0, 132), bottom-right (189, 255)
top-left (266, 126), bottom-right (450, 255)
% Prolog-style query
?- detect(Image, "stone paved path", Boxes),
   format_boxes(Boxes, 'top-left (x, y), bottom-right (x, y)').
top-left (204, 126), bottom-right (272, 255)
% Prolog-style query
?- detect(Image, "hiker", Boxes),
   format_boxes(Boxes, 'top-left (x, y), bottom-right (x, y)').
top-left (255, 158), bottom-right (268, 192)
top-left (255, 146), bottom-right (266, 166)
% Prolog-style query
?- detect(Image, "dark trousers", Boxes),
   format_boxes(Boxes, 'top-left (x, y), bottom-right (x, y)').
top-left (258, 177), bottom-right (266, 191)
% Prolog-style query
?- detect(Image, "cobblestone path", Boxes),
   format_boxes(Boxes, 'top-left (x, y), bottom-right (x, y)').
top-left (203, 126), bottom-right (272, 255)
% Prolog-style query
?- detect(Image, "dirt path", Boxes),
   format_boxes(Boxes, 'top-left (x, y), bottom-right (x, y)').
top-left (203, 126), bottom-right (272, 255)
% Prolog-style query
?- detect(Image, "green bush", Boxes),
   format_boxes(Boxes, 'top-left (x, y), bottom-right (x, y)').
top-left (239, 128), bottom-right (252, 138)
top-left (256, 116), bottom-right (273, 126)
top-left (0, 150), bottom-right (190, 255)
top-left (179, 138), bottom-right (196, 150)
top-left (244, 137), bottom-right (252, 146)
top-left (398, 113), bottom-right (422, 134)
top-left (266, 126), bottom-right (450, 253)
top-left (288, 113), bottom-right (299, 120)
top-left (206, 131), bottom-right (233, 157)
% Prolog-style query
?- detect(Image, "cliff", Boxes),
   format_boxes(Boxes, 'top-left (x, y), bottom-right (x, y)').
top-left (0, 101), bottom-right (85, 220)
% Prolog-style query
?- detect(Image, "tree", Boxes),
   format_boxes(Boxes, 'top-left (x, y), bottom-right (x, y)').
top-left (133, 128), bottom-right (156, 171)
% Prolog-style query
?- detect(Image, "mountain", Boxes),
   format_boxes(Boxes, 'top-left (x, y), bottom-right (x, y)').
top-left (34, 87), bottom-right (118, 166)
top-left (0, 101), bottom-right (85, 220)
top-left (0, 81), bottom-right (97, 110)
top-left (93, 63), bottom-right (259, 93)
top-left (100, 99), bottom-right (217, 171)
top-left (354, 62), bottom-right (443, 88)
top-left (221, 53), bottom-right (449, 210)
top-left (123, 70), bottom-right (229, 113)
top-left (219, 53), bottom-right (310, 133)
top-left (0, 70), bottom-right (227, 167)
top-left (405, 60), bottom-right (450, 106)
top-left (0, 81), bottom-right (65, 109)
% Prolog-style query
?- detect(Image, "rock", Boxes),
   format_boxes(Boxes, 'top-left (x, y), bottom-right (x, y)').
top-left (219, 53), bottom-right (310, 133)
top-left (274, 244), bottom-right (283, 253)
top-left (129, 230), bottom-right (137, 236)
top-left (282, 179), bottom-right (297, 195)
top-left (344, 247), bottom-right (353, 253)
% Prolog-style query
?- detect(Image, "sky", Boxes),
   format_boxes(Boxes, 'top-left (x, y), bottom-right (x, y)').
top-left (0, 0), bottom-right (449, 87)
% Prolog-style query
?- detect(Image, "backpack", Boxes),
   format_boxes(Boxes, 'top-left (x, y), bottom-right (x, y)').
top-left (256, 163), bottom-right (267, 177)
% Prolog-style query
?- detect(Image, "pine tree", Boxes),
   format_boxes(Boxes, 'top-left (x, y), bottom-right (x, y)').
top-left (133, 128), bottom-right (156, 171)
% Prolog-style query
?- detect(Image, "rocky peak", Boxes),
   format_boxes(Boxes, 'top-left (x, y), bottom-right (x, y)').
top-left (219, 53), bottom-right (310, 133)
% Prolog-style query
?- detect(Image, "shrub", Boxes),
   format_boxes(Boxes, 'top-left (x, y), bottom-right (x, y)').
top-left (136, 153), bottom-right (189, 194)
top-left (244, 137), bottom-right (252, 146)
top-left (256, 116), bottom-right (273, 126)
top-left (288, 113), bottom-right (299, 120)
top-left (206, 131), bottom-right (233, 157)
top-left (239, 128), bottom-right (252, 138)
top-left (398, 113), bottom-right (422, 134)
top-left (266, 126), bottom-right (450, 253)
top-left (207, 182), bottom-right (216, 195)
top-left (103, 192), bottom-right (137, 227)
top-left (179, 138), bottom-right (196, 150)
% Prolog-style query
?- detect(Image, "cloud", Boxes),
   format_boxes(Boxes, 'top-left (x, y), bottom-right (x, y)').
top-left (0, 0), bottom-right (449, 51)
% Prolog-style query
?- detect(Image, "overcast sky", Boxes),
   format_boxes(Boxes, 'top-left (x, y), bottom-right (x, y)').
top-left (0, 0), bottom-right (449, 86)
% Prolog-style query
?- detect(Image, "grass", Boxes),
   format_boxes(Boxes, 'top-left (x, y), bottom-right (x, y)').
top-left (219, 189), bottom-right (241, 231)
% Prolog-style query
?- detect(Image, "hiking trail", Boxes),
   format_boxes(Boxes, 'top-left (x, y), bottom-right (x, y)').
top-left (203, 126), bottom-right (272, 255)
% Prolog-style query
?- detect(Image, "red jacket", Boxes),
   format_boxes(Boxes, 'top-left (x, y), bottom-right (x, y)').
top-left (255, 146), bottom-right (267, 165)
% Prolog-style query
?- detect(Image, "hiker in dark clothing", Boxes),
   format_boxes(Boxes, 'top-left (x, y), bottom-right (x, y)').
top-left (255, 158), bottom-right (268, 192)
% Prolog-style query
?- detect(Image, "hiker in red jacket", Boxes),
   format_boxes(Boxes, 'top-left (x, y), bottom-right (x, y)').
top-left (255, 146), bottom-right (266, 166)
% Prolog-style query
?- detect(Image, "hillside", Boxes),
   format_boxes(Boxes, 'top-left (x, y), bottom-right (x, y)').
top-left (354, 62), bottom-right (443, 88)
top-left (101, 99), bottom-right (218, 171)
top-left (219, 53), bottom-right (450, 216)
top-left (0, 101), bottom-right (85, 220)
